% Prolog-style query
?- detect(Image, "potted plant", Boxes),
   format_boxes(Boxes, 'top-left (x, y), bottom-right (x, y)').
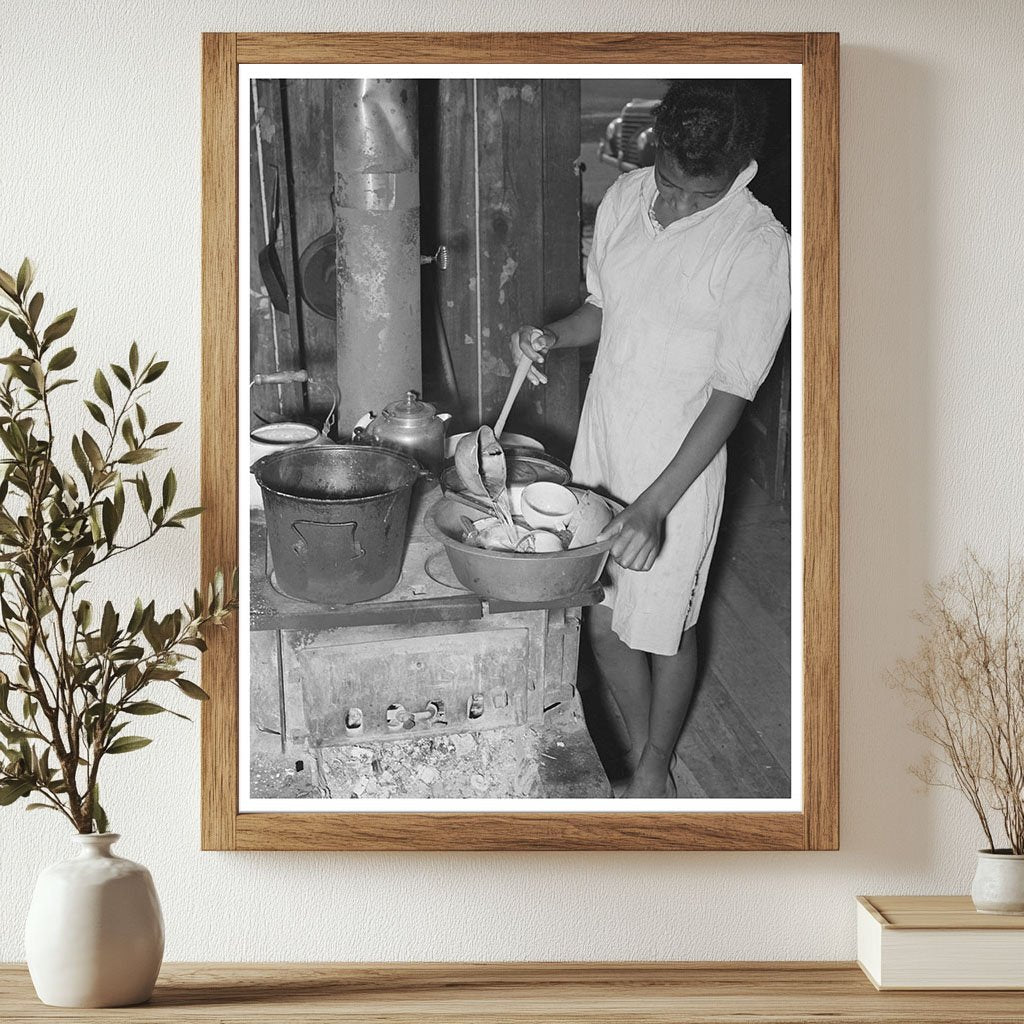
top-left (0, 260), bottom-right (236, 1006)
top-left (896, 552), bottom-right (1024, 913)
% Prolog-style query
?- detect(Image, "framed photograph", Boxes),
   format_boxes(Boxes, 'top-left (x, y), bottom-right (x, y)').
top-left (201, 32), bottom-right (838, 851)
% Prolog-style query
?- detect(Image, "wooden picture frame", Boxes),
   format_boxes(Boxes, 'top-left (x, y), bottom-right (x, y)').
top-left (201, 32), bottom-right (839, 851)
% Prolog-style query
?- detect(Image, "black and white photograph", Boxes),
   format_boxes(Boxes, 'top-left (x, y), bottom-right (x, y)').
top-left (242, 66), bottom-right (800, 811)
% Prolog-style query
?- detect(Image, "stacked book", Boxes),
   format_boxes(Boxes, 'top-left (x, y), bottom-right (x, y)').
top-left (857, 895), bottom-right (1024, 989)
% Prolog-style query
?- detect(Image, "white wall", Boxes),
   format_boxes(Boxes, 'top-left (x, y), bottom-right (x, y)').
top-left (2, 0), bottom-right (1022, 962)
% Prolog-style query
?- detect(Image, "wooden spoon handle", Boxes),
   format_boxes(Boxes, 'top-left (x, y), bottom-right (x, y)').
top-left (494, 354), bottom-right (532, 439)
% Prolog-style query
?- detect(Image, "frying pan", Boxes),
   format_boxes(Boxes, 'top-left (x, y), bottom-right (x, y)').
top-left (258, 171), bottom-right (289, 314)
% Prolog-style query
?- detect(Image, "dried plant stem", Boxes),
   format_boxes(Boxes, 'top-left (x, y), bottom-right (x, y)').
top-left (896, 552), bottom-right (1024, 854)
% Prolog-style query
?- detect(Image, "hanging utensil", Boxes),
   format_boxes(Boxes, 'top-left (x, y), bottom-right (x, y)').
top-left (258, 170), bottom-right (289, 314)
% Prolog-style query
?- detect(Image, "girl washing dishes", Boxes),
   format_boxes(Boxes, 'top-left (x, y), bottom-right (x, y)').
top-left (511, 80), bottom-right (791, 798)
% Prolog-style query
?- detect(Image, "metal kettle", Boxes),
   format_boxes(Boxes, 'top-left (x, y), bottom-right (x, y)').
top-left (353, 391), bottom-right (452, 477)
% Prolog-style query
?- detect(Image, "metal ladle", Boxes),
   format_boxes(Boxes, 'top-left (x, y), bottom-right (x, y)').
top-left (453, 426), bottom-right (516, 542)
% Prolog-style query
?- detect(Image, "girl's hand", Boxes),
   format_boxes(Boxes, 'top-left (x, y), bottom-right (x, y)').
top-left (510, 325), bottom-right (555, 385)
top-left (596, 498), bottom-right (665, 572)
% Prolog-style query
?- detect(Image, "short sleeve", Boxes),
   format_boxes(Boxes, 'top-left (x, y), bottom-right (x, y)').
top-left (710, 226), bottom-right (791, 400)
top-left (584, 178), bottom-right (622, 310)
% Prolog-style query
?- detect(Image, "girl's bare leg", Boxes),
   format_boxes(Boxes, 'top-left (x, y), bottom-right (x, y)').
top-left (623, 626), bottom-right (699, 798)
top-left (586, 604), bottom-right (651, 776)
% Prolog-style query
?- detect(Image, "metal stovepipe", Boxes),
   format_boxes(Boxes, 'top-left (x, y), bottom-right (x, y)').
top-left (333, 78), bottom-right (421, 433)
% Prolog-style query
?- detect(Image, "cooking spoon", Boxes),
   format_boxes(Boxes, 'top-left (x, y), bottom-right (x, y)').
top-left (494, 353), bottom-right (533, 440)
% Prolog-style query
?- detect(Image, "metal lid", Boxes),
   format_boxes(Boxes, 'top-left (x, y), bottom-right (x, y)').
top-left (382, 390), bottom-right (436, 424)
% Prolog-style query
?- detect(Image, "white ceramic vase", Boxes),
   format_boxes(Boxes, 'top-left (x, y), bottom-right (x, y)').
top-left (971, 850), bottom-right (1024, 915)
top-left (25, 833), bottom-right (164, 1007)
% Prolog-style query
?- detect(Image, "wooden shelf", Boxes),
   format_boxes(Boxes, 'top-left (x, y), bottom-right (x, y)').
top-left (3, 962), bottom-right (1024, 1022)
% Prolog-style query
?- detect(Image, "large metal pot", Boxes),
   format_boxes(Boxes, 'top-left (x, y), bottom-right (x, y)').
top-left (254, 445), bottom-right (419, 604)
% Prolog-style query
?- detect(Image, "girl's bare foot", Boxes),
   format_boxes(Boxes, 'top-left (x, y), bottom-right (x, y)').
top-left (621, 745), bottom-right (676, 798)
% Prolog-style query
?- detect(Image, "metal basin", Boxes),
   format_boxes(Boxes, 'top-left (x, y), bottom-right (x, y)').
top-left (254, 445), bottom-right (419, 604)
top-left (426, 494), bottom-right (617, 603)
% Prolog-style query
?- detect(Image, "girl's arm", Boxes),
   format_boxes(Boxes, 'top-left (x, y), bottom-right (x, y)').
top-left (510, 303), bottom-right (603, 385)
top-left (597, 389), bottom-right (749, 571)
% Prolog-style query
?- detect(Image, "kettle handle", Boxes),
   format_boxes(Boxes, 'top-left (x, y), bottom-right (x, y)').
top-left (352, 411), bottom-right (374, 436)
top-left (438, 412), bottom-right (452, 424)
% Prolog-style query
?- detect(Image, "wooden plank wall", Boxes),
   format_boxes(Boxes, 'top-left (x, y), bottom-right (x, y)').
top-left (277, 79), bottom-right (335, 423)
top-left (249, 79), bottom-right (335, 426)
top-left (250, 78), bottom-right (583, 451)
top-left (433, 79), bottom-right (582, 462)
top-left (249, 82), bottom-right (290, 423)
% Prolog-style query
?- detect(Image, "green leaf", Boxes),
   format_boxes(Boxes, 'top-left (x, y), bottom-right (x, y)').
top-left (27, 292), bottom-right (43, 328)
top-left (16, 258), bottom-right (34, 298)
top-left (26, 802), bottom-right (61, 813)
top-left (71, 435), bottom-right (92, 482)
top-left (136, 473), bottom-right (152, 513)
top-left (142, 360), bottom-right (168, 383)
top-left (118, 448), bottom-right (157, 465)
top-left (81, 431), bottom-right (105, 471)
top-left (105, 735), bottom-right (152, 755)
top-left (42, 308), bottom-right (76, 344)
top-left (76, 600), bottom-right (93, 631)
top-left (162, 468), bottom-right (176, 508)
top-left (0, 779), bottom-right (33, 805)
top-left (136, 404), bottom-right (147, 432)
top-left (123, 701), bottom-right (165, 715)
top-left (101, 498), bottom-right (117, 546)
top-left (110, 644), bottom-right (144, 662)
top-left (169, 507), bottom-right (203, 524)
top-left (83, 700), bottom-right (114, 728)
top-left (126, 598), bottom-right (146, 635)
top-left (121, 418), bottom-right (137, 449)
top-left (124, 700), bottom-right (188, 722)
top-left (110, 363), bottom-right (131, 389)
top-left (150, 421), bottom-right (181, 438)
top-left (129, 342), bottom-right (139, 375)
top-left (9, 317), bottom-right (31, 345)
top-left (100, 601), bottom-right (117, 647)
top-left (93, 369), bottom-right (113, 408)
top-left (175, 679), bottom-right (210, 701)
top-left (0, 269), bottom-right (18, 300)
top-left (48, 346), bottom-right (77, 371)
top-left (0, 722), bottom-right (28, 742)
top-left (83, 400), bottom-right (106, 427)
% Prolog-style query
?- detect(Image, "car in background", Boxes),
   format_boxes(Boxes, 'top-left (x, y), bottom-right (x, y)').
top-left (598, 98), bottom-right (658, 170)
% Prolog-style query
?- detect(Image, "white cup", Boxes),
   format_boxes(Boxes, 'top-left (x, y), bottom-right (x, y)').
top-left (520, 482), bottom-right (578, 531)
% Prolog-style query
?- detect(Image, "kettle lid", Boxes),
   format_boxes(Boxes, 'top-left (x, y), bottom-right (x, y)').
top-left (382, 390), bottom-right (436, 423)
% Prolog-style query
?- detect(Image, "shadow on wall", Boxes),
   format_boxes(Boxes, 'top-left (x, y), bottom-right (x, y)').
top-left (838, 48), bottom-right (938, 870)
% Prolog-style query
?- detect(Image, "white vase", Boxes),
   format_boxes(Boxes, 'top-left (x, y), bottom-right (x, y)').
top-left (25, 833), bottom-right (164, 1007)
top-left (971, 849), bottom-right (1024, 915)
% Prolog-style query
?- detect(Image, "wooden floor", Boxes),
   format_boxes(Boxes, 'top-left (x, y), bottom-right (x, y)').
top-left (580, 472), bottom-right (792, 799)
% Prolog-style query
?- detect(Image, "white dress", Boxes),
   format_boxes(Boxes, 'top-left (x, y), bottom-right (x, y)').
top-left (571, 162), bottom-right (791, 655)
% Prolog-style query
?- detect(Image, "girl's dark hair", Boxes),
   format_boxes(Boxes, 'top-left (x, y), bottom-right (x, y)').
top-left (653, 80), bottom-right (769, 178)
